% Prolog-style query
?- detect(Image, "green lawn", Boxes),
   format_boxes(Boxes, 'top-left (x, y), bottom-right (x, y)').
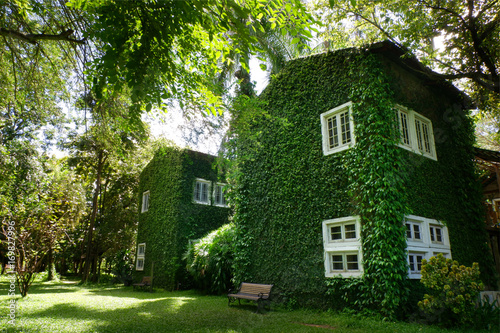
top-left (0, 278), bottom-right (494, 333)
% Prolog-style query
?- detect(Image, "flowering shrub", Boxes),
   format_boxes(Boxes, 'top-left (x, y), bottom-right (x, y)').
top-left (418, 253), bottom-right (483, 327)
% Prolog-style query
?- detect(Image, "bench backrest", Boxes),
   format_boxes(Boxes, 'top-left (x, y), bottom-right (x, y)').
top-left (142, 276), bottom-right (152, 284)
top-left (239, 283), bottom-right (273, 297)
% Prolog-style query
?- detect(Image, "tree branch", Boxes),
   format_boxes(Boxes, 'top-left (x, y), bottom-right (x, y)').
top-left (0, 28), bottom-right (85, 45)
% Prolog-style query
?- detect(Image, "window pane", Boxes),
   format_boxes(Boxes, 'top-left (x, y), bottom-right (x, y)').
top-left (406, 223), bottom-right (412, 238)
top-left (409, 255), bottom-right (415, 271)
top-left (396, 110), bottom-right (411, 146)
top-left (430, 227), bottom-right (435, 242)
top-left (340, 111), bottom-right (351, 145)
top-left (201, 183), bottom-right (208, 202)
top-left (345, 224), bottom-right (356, 239)
top-left (416, 256), bottom-right (423, 271)
top-left (435, 228), bottom-right (442, 242)
top-left (415, 119), bottom-right (424, 151)
top-left (330, 226), bottom-right (342, 240)
top-left (413, 224), bottom-right (421, 240)
top-left (331, 255), bottom-right (343, 270)
top-left (346, 254), bottom-right (358, 270)
top-left (194, 183), bottom-right (201, 201)
top-left (327, 116), bottom-right (339, 148)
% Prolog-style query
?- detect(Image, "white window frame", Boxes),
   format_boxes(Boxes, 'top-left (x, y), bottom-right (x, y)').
top-left (408, 252), bottom-right (425, 278)
top-left (193, 178), bottom-right (211, 205)
top-left (405, 215), bottom-right (451, 278)
top-left (141, 191), bottom-right (150, 213)
top-left (394, 105), bottom-right (437, 160)
top-left (405, 220), bottom-right (423, 242)
top-left (323, 216), bottom-right (363, 277)
top-left (213, 183), bottom-right (228, 207)
top-left (321, 101), bottom-right (356, 155)
top-left (136, 258), bottom-right (144, 271)
top-left (137, 243), bottom-right (146, 257)
top-left (136, 243), bottom-right (146, 271)
top-left (429, 225), bottom-right (444, 244)
top-left (326, 221), bottom-right (358, 243)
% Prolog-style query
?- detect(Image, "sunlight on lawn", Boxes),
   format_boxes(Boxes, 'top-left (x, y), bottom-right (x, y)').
top-left (0, 279), bottom-right (493, 333)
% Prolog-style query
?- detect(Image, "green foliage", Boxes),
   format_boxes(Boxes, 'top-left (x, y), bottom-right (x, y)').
top-left (312, 0), bottom-right (500, 112)
top-left (345, 53), bottom-right (410, 318)
top-left (418, 254), bottom-right (484, 328)
top-left (184, 223), bottom-right (236, 294)
top-left (109, 249), bottom-right (135, 286)
top-left (136, 144), bottom-right (231, 289)
top-left (230, 43), bottom-right (496, 318)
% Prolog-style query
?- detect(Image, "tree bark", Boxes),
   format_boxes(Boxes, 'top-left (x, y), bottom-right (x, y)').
top-left (82, 149), bottom-right (105, 283)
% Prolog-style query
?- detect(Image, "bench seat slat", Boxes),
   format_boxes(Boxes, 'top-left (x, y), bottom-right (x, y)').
top-left (227, 282), bottom-right (273, 313)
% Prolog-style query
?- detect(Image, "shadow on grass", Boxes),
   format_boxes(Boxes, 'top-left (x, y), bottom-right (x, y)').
top-left (17, 290), bottom-right (275, 333)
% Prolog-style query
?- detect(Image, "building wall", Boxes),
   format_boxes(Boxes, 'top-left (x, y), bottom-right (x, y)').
top-left (135, 146), bottom-right (230, 289)
top-left (232, 45), bottom-right (497, 309)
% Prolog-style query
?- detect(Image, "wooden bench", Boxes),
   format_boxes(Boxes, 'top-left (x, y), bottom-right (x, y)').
top-left (227, 282), bottom-right (273, 313)
top-left (133, 276), bottom-right (152, 291)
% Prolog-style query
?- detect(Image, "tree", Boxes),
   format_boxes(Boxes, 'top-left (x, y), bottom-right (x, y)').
top-left (312, 0), bottom-right (499, 111)
top-left (0, 148), bottom-right (85, 296)
top-left (65, 91), bottom-right (149, 283)
top-left (2, 0), bottom-right (316, 127)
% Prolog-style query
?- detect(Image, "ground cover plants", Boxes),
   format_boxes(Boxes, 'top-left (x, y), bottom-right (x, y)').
top-left (0, 278), bottom-right (497, 333)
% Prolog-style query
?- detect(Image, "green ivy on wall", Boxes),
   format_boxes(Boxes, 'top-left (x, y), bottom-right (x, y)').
top-left (135, 145), bottom-right (231, 289)
top-left (230, 44), bottom-right (497, 317)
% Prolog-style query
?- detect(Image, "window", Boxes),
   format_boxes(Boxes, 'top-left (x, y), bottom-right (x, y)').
top-left (214, 183), bottom-right (228, 207)
top-left (408, 252), bottom-right (424, 274)
top-left (329, 222), bottom-right (357, 242)
top-left (394, 105), bottom-right (437, 160)
top-left (405, 221), bottom-right (422, 241)
top-left (136, 243), bottom-right (146, 271)
top-left (429, 225), bottom-right (443, 244)
top-left (395, 107), bottom-right (412, 148)
top-left (137, 243), bottom-right (146, 256)
top-left (194, 179), bottom-right (211, 205)
top-left (323, 216), bottom-right (362, 277)
top-left (405, 215), bottom-right (451, 278)
top-left (136, 258), bottom-right (144, 271)
top-left (141, 191), bottom-right (150, 213)
top-left (321, 102), bottom-right (355, 155)
top-left (330, 253), bottom-right (360, 272)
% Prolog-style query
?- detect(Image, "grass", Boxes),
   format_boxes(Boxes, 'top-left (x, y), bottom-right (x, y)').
top-left (0, 278), bottom-right (495, 333)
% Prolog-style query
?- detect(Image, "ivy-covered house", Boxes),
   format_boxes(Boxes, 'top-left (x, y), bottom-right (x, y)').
top-left (135, 146), bottom-right (230, 289)
top-left (232, 41), bottom-right (497, 312)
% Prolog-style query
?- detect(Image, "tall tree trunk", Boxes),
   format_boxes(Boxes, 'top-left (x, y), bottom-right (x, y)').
top-left (47, 243), bottom-right (53, 281)
top-left (82, 149), bottom-right (105, 283)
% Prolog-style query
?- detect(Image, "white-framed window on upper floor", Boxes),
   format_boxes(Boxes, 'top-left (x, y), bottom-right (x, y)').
top-left (321, 102), bottom-right (355, 155)
top-left (194, 178), bottom-right (211, 205)
top-left (136, 243), bottom-right (146, 271)
top-left (394, 105), bottom-right (437, 160)
top-left (214, 183), bottom-right (228, 207)
top-left (141, 191), bottom-right (150, 213)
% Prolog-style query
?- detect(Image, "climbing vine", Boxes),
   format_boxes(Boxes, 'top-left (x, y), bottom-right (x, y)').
top-left (135, 145), bottom-right (230, 289)
top-left (230, 44), bottom-right (496, 316)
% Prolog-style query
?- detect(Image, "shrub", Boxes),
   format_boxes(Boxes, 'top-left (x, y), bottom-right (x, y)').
top-left (418, 253), bottom-right (483, 327)
top-left (110, 249), bottom-right (135, 286)
top-left (184, 223), bottom-right (235, 294)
